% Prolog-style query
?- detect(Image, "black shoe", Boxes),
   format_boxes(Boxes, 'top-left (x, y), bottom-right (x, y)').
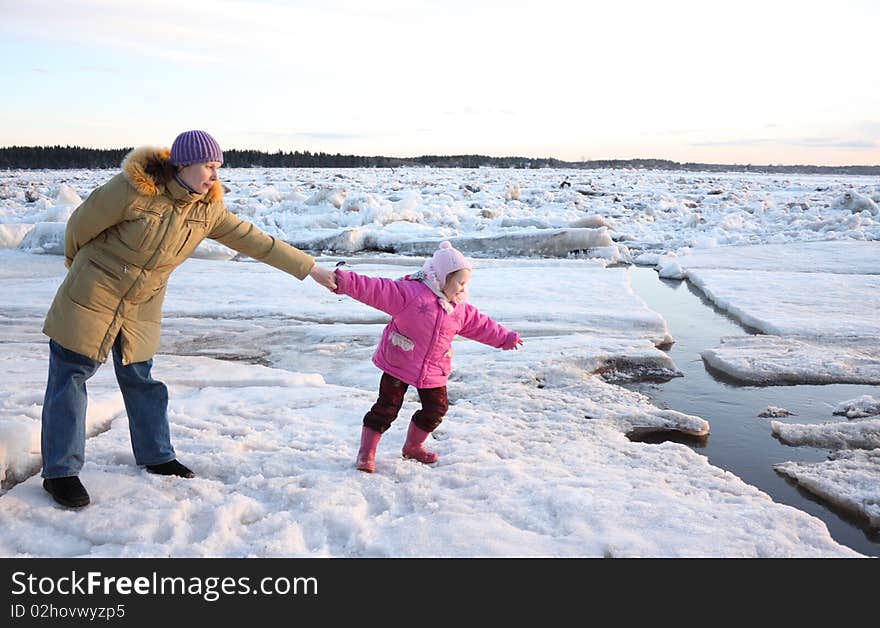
top-left (43, 476), bottom-right (90, 508)
top-left (146, 459), bottom-right (194, 478)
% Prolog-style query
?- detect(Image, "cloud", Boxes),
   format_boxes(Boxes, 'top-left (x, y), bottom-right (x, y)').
top-left (247, 131), bottom-right (368, 141)
top-left (443, 107), bottom-right (517, 117)
top-left (794, 138), bottom-right (877, 149)
top-left (695, 136), bottom-right (878, 150)
top-left (4, 0), bottom-right (308, 67)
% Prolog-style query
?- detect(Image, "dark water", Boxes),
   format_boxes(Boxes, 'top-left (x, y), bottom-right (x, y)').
top-left (625, 265), bottom-right (880, 557)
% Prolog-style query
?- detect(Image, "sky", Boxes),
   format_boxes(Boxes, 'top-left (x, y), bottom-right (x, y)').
top-left (2, 0), bottom-right (879, 166)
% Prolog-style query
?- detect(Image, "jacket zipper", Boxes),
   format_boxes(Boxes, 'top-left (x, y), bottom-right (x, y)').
top-left (417, 307), bottom-right (444, 387)
top-left (175, 231), bottom-right (192, 256)
top-left (101, 210), bottom-right (178, 364)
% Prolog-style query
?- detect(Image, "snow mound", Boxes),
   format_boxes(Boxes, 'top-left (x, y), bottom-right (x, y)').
top-left (305, 188), bottom-right (347, 208)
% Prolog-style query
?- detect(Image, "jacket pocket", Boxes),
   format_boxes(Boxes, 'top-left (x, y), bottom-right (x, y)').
top-left (175, 218), bottom-right (208, 257)
top-left (390, 331), bottom-right (414, 351)
top-left (117, 207), bottom-right (163, 251)
top-left (88, 258), bottom-right (121, 281)
top-left (439, 349), bottom-right (452, 375)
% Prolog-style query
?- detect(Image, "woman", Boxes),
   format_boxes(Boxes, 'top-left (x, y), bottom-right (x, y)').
top-left (40, 130), bottom-right (336, 508)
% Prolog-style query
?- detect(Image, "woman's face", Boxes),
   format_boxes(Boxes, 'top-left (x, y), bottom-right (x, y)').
top-left (442, 268), bottom-right (471, 302)
top-left (178, 161), bottom-right (221, 194)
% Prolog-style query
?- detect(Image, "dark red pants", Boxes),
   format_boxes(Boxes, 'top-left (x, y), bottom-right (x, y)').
top-left (363, 372), bottom-right (448, 434)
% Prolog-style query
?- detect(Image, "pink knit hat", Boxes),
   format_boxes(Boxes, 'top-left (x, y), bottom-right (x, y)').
top-left (421, 241), bottom-right (471, 293)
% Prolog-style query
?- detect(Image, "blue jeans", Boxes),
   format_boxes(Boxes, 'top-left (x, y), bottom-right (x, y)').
top-left (41, 336), bottom-right (175, 479)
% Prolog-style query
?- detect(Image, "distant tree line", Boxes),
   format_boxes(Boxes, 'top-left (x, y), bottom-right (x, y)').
top-left (223, 149), bottom-right (409, 168)
top-left (0, 145), bottom-right (877, 175)
top-left (0, 146), bottom-right (133, 169)
top-left (0, 146), bottom-right (574, 170)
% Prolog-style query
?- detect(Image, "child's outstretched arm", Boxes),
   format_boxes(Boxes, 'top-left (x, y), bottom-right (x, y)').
top-left (333, 268), bottom-right (409, 316)
top-left (458, 304), bottom-right (522, 350)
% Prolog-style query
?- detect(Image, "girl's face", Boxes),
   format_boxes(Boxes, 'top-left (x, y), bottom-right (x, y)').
top-left (178, 161), bottom-right (221, 194)
top-left (442, 268), bottom-right (471, 302)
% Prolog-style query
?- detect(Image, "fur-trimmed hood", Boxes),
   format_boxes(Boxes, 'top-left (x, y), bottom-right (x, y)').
top-left (121, 146), bottom-right (223, 203)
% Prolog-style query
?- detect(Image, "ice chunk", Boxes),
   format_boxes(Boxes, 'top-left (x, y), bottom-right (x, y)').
top-left (774, 450), bottom-right (880, 528)
top-left (18, 222), bottom-right (65, 255)
top-left (701, 335), bottom-right (880, 385)
top-left (0, 224), bottom-right (35, 249)
top-left (832, 191), bottom-right (879, 216)
top-left (771, 417), bottom-right (880, 450)
top-left (569, 215), bottom-right (615, 230)
top-left (834, 395), bottom-right (880, 419)
top-left (758, 406), bottom-right (794, 418)
top-left (657, 258), bottom-right (685, 279)
top-left (252, 186), bottom-right (282, 203)
top-left (395, 228), bottom-right (630, 262)
top-left (305, 188), bottom-right (347, 208)
top-left (192, 239), bottom-right (237, 260)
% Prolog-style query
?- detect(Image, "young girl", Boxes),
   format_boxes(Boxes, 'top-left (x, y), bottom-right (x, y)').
top-left (333, 241), bottom-right (523, 473)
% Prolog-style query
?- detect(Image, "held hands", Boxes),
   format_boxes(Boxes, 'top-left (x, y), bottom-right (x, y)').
top-left (309, 264), bottom-right (337, 291)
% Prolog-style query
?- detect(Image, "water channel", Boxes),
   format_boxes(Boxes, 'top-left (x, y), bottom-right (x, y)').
top-left (625, 265), bottom-right (879, 557)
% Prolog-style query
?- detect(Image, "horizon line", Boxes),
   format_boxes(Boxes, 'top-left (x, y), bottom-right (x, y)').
top-left (0, 144), bottom-right (877, 170)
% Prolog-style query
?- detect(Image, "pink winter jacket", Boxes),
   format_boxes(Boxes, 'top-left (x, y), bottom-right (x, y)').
top-left (334, 269), bottom-right (520, 388)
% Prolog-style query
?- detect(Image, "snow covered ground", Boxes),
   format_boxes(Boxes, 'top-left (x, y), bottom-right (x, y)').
top-left (0, 166), bottom-right (877, 557)
top-left (3, 166), bottom-right (878, 259)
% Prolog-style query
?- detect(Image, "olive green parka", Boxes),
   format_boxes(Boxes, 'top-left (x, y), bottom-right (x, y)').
top-left (42, 146), bottom-right (315, 365)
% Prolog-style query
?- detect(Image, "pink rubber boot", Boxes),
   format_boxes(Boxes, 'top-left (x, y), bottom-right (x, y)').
top-left (402, 421), bottom-right (439, 464)
top-left (356, 427), bottom-right (382, 473)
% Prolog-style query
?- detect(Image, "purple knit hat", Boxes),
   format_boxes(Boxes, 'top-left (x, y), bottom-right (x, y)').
top-left (170, 130), bottom-right (223, 167)
top-left (421, 241), bottom-right (472, 293)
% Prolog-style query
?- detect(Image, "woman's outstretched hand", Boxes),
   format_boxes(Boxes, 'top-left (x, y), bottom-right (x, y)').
top-left (309, 264), bottom-right (337, 291)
